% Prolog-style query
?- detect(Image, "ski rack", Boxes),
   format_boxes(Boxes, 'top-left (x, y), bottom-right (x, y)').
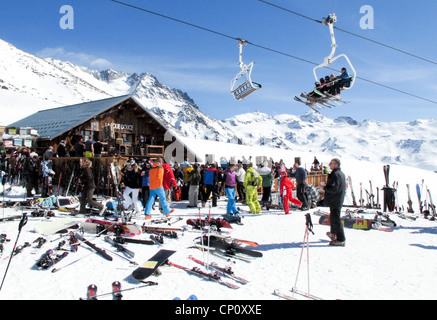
top-left (313, 14), bottom-right (357, 91)
top-left (230, 39), bottom-right (261, 100)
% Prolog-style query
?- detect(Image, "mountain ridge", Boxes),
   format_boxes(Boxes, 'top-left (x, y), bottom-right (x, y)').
top-left (0, 38), bottom-right (436, 171)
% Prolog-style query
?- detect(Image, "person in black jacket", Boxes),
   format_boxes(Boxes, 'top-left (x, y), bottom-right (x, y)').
top-left (323, 158), bottom-right (346, 246)
top-left (24, 155), bottom-right (41, 197)
top-left (79, 158), bottom-right (105, 215)
top-left (121, 159), bottom-right (142, 214)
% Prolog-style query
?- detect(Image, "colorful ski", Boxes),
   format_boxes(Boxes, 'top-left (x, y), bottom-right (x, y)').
top-left (189, 255), bottom-right (248, 284)
top-left (168, 261), bottom-right (239, 289)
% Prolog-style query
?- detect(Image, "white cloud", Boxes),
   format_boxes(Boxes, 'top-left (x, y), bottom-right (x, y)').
top-left (36, 47), bottom-right (112, 69)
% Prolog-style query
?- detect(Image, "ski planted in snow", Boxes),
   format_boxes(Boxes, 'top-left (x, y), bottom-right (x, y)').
top-left (112, 281), bottom-right (122, 300)
top-left (87, 284), bottom-right (98, 300)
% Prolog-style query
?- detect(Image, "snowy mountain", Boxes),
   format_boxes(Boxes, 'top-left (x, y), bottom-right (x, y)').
top-left (1, 38), bottom-right (436, 171)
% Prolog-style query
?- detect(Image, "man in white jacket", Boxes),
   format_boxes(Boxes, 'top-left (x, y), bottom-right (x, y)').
top-left (236, 162), bottom-right (246, 202)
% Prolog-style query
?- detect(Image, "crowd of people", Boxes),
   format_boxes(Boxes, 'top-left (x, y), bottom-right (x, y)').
top-left (0, 140), bottom-right (347, 246)
top-left (119, 157), bottom-right (330, 216)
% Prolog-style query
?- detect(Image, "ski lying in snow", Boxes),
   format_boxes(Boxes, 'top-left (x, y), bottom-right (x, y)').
top-left (187, 218), bottom-right (232, 231)
top-left (35, 240), bottom-right (69, 270)
top-left (75, 233), bottom-right (113, 261)
top-left (113, 236), bottom-right (154, 245)
top-left (203, 234), bottom-right (258, 247)
top-left (104, 236), bottom-right (135, 258)
top-left (190, 244), bottom-right (254, 262)
top-left (141, 224), bottom-right (186, 233)
top-left (290, 287), bottom-right (324, 300)
top-left (83, 218), bottom-right (141, 236)
top-left (35, 249), bottom-right (69, 270)
top-left (149, 216), bottom-right (183, 225)
top-left (112, 281), bottom-right (122, 300)
top-left (273, 289), bottom-right (297, 300)
top-left (31, 237), bottom-right (47, 254)
top-left (202, 236), bottom-right (263, 257)
top-left (188, 255), bottom-right (248, 284)
top-left (168, 261), bottom-right (239, 289)
top-left (132, 249), bottom-right (176, 281)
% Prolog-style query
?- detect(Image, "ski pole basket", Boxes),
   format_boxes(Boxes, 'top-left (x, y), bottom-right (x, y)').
top-left (231, 39), bottom-right (261, 100)
top-left (312, 14), bottom-right (357, 91)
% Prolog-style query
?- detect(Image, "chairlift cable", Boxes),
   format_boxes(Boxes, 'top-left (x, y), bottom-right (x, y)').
top-left (108, 0), bottom-right (437, 105)
top-left (256, 0), bottom-right (437, 66)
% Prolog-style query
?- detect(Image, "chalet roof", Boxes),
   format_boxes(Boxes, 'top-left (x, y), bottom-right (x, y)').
top-left (8, 95), bottom-right (134, 139)
top-left (7, 94), bottom-right (202, 162)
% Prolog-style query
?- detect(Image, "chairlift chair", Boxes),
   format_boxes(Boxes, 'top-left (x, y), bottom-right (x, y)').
top-left (231, 39), bottom-right (261, 100)
top-left (313, 14), bottom-right (357, 91)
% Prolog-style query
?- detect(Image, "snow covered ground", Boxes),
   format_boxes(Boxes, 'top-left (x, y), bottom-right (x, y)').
top-left (0, 156), bottom-right (436, 303)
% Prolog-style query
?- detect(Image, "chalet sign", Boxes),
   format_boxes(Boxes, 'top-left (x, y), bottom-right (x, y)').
top-left (104, 122), bottom-right (134, 131)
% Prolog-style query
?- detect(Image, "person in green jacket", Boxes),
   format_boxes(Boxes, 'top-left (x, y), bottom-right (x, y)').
top-left (244, 163), bottom-right (262, 214)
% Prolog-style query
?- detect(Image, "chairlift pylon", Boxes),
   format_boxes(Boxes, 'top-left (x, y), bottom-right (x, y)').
top-left (313, 13), bottom-right (357, 91)
top-left (230, 39), bottom-right (261, 100)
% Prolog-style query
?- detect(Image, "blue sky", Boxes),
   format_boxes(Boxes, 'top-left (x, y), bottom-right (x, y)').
top-left (1, 0), bottom-right (436, 122)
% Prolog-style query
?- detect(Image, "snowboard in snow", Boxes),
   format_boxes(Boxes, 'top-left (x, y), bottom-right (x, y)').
top-left (132, 249), bottom-right (176, 281)
top-left (318, 215), bottom-right (393, 232)
top-left (34, 217), bottom-right (78, 235)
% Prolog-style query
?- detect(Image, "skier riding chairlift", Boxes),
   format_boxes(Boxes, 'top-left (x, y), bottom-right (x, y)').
top-left (230, 39), bottom-right (261, 100)
top-left (312, 14), bottom-right (357, 95)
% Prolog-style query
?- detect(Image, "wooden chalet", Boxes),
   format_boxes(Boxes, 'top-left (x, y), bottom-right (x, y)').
top-left (7, 94), bottom-right (200, 162)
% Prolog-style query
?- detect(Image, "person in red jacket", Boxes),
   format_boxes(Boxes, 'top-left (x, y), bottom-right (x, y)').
top-left (280, 172), bottom-right (302, 214)
top-left (160, 162), bottom-right (177, 211)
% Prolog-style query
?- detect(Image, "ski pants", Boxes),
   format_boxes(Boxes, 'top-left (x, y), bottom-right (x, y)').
top-left (297, 183), bottom-right (309, 209)
top-left (188, 184), bottom-right (199, 207)
top-left (80, 187), bottom-right (104, 213)
top-left (283, 194), bottom-right (302, 214)
top-left (159, 189), bottom-right (172, 211)
top-left (225, 187), bottom-right (238, 214)
top-left (123, 186), bottom-right (142, 213)
top-left (246, 185), bottom-right (261, 214)
top-left (145, 187), bottom-right (171, 216)
top-left (330, 205), bottom-right (346, 242)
